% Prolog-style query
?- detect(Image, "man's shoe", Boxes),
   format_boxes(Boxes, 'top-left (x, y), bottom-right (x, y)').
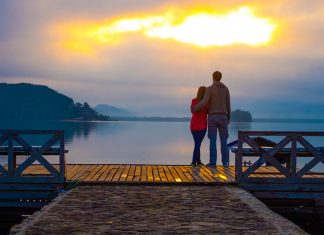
top-left (190, 162), bottom-right (196, 166)
top-left (223, 163), bottom-right (229, 167)
top-left (196, 162), bottom-right (204, 166)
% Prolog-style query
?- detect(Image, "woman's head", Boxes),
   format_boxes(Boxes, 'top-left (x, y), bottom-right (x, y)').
top-left (196, 86), bottom-right (206, 101)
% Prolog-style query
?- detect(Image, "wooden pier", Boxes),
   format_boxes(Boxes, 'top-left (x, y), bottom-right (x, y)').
top-left (14, 164), bottom-right (324, 184)
top-left (2, 130), bottom-right (324, 234)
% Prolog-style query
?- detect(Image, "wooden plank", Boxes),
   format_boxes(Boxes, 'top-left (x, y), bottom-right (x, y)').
top-left (253, 167), bottom-right (273, 178)
top-left (31, 165), bottom-right (48, 175)
top-left (184, 166), bottom-right (204, 182)
top-left (88, 165), bottom-right (109, 182)
top-left (140, 165), bottom-right (147, 182)
top-left (191, 166), bottom-right (212, 182)
top-left (66, 164), bottom-right (82, 180)
top-left (242, 183), bottom-right (324, 192)
top-left (254, 191), bottom-right (324, 199)
top-left (226, 166), bottom-right (237, 179)
top-left (152, 165), bottom-right (160, 182)
top-left (112, 165), bottom-right (125, 181)
top-left (162, 165), bottom-right (175, 182)
top-left (119, 165), bottom-right (131, 182)
top-left (105, 166), bottom-right (119, 181)
top-left (157, 165), bottom-right (168, 182)
top-left (199, 166), bottom-right (216, 182)
top-left (69, 165), bottom-right (87, 181)
top-left (240, 177), bottom-right (324, 184)
top-left (180, 166), bottom-right (193, 182)
top-left (83, 165), bottom-right (103, 182)
top-left (133, 165), bottom-right (141, 181)
top-left (126, 165), bottom-right (136, 181)
top-left (98, 165), bottom-right (115, 181)
top-left (146, 165), bottom-right (154, 182)
top-left (20, 165), bottom-right (35, 175)
top-left (76, 165), bottom-right (96, 181)
top-left (167, 166), bottom-right (182, 182)
top-left (174, 166), bottom-right (190, 182)
top-left (211, 166), bottom-right (227, 182)
top-left (217, 166), bottom-right (235, 182)
top-left (258, 167), bottom-right (282, 178)
top-left (238, 131), bottom-right (324, 136)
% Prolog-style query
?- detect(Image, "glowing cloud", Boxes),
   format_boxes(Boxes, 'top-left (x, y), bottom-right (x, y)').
top-left (58, 6), bottom-right (276, 53)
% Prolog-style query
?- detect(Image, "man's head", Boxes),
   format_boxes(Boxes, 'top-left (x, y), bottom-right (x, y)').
top-left (213, 71), bottom-right (222, 82)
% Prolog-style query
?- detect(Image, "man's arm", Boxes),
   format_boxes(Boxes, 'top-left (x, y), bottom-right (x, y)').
top-left (226, 88), bottom-right (231, 122)
top-left (192, 89), bottom-right (210, 112)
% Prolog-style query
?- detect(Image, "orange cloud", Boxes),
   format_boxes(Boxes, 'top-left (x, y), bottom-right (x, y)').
top-left (55, 6), bottom-right (276, 55)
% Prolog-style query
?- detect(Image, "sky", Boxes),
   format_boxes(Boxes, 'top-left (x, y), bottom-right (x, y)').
top-left (0, 0), bottom-right (324, 118)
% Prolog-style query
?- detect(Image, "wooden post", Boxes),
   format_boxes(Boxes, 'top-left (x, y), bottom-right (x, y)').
top-left (59, 131), bottom-right (66, 183)
top-left (236, 132), bottom-right (243, 182)
top-left (290, 135), bottom-right (297, 178)
top-left (7, 131), bottom-right (14, 176)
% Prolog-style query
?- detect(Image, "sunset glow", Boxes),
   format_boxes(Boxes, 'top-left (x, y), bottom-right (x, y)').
top-left (59, 6), bottom-right (276, 53)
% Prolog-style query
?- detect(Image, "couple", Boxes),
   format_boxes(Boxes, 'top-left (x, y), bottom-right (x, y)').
top-left (190, 71), bottom-right (231, 167)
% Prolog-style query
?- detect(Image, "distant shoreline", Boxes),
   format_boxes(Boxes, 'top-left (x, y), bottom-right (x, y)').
top-left (4, 117), bottom-right (322, 123)
top-left (105, 117), bottom-right (324, 123)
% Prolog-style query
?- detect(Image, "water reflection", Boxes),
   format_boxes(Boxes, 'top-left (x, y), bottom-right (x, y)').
top-left (229, 122), bottom-right (252, 135)
top-left (0, 120), bottom-right (323, 168)
top-left (0, 120), bottom-right (105, 144)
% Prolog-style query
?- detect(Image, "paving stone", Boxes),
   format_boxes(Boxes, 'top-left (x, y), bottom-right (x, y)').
top-left (10, 185), bottom-right (306, 234)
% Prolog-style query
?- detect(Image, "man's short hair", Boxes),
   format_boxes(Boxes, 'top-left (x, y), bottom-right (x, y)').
top-left (213, 71), bottom-right (222, 82)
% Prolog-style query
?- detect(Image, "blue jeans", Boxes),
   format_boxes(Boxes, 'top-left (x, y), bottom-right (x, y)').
top-left (208, 114), bottom-right (229, 166)
top-left (191, 129), bottom-right (207, 163)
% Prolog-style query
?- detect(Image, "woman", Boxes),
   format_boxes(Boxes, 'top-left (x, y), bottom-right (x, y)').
top-left (190, 86), bottom-right (208, 166)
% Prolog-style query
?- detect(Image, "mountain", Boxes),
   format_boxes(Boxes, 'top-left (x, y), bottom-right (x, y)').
top-left (0, 83), bottom-right (109, 121)
top-left (94, 104), bottom-right (135, 117)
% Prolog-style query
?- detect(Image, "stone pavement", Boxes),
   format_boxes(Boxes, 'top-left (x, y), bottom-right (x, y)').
top-left (11, 185), bottom-right (306, 234)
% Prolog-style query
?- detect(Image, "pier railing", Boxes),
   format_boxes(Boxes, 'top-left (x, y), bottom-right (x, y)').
top-left (235, 131), bottom-right (324, 184)
top-left (0, 130), bottom-right (66, 184)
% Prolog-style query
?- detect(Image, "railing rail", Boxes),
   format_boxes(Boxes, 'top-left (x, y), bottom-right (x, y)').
top-left (0, 130), bottom-right (66, 184)
top-left (235, 131), bottom-right (324, 184)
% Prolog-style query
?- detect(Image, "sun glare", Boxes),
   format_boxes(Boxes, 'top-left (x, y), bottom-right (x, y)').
top-left (59, 6), bottom-right (276, 54)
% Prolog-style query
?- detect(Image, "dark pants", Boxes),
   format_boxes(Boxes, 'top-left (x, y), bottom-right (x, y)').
top-left (191, 129), bottom-right (207, 163)
top-left (208, 114), bottom-right (229, 166)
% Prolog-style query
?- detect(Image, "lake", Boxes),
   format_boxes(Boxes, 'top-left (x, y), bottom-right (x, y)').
top-left (1, 120), bottom-right (324, 170)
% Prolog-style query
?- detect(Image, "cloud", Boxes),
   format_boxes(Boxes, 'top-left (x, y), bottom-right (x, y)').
top-left (0, 0), bottom-right (324, 117)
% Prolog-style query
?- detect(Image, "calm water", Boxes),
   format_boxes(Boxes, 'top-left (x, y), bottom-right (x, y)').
top-left (1, 120), bottom-right (324, 170)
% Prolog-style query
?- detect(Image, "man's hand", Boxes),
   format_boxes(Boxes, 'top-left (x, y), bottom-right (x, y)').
top-left (191, 105), bottom-right (198, 113)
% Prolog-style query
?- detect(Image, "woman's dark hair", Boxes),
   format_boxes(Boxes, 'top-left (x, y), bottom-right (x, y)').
top-left (196, 86), bottom-right (206, 101)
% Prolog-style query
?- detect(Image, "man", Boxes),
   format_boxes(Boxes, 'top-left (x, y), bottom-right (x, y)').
top-left (192, 71), bottom-right (231, 167)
